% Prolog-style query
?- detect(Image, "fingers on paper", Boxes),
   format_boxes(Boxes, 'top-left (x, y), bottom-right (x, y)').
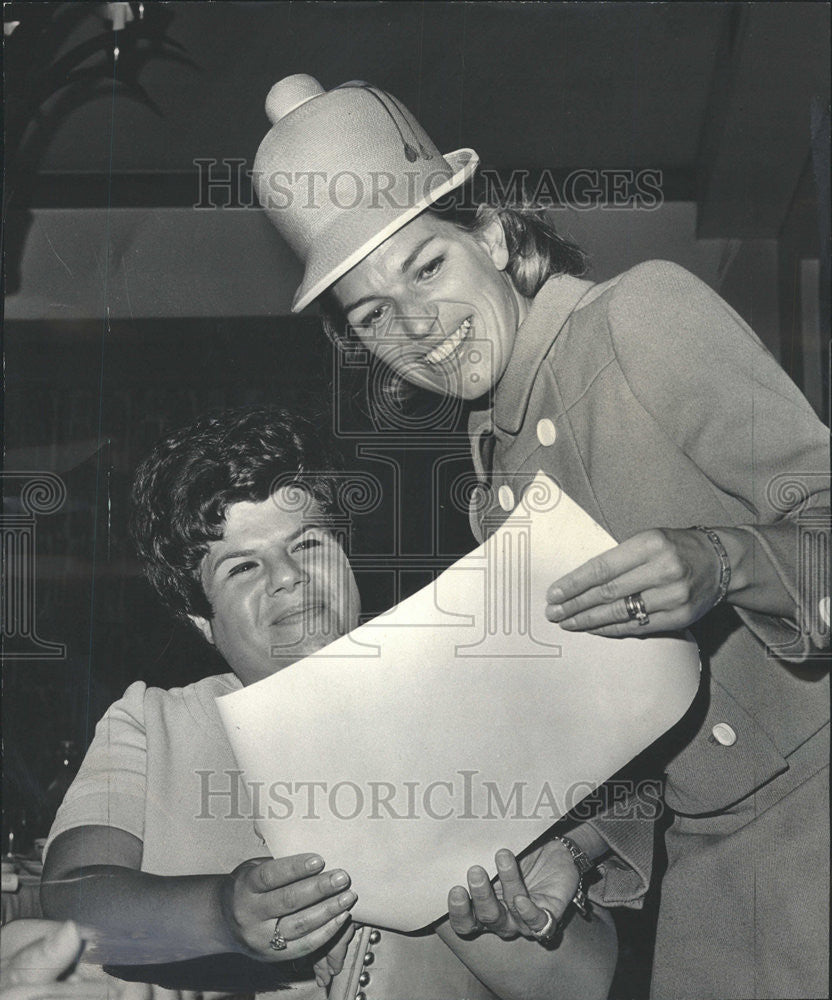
top-left (250, 862), bottom-right (351, 921)
top-left (547, 540), bottom-right (644, 602)
top-left (466, 865), bottom-right (515, 938)
top-left (247, 854), bottom-right (324, 892)
top-left (276, 887), bottom-right (357, 941)
top-left (513, 893), bottom-right (553, 934)
top-left (448, 885), bottom-right (481, 937)
top-left (547, 531), bottom-right (673, 605)
top-left (495, 849), bottom-right (527, 918)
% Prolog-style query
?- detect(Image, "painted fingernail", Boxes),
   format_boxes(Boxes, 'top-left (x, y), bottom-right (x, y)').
top-left (338, 891), bottom-right (356, 906)
top-left (305, 855), bottom-right (324, 870)
top-left (331, 870), bottom-right (349, 887)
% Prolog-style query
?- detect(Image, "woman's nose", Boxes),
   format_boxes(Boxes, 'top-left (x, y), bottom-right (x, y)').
top-left (393, 301), bottom-right (441, 341)
top-left (267, 553), bottom-right (309, 593)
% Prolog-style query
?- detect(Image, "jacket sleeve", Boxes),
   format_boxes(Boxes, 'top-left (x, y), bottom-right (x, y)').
top-left (44, 681), bottom-right (149, 857)
top-left (562, 777), bottom-right (661, 911)
top-left (606, 260), bottom-right (830, 660)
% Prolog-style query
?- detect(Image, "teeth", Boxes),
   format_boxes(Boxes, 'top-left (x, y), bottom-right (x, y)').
top-left (424, 318), bottom-right (472, 365)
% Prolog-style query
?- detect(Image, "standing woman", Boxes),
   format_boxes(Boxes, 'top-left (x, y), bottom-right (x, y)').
top-left (252, 75), bottom-right (830, 999)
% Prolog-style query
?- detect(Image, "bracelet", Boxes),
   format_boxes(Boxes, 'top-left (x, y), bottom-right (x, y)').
top-left (552, 835), bottom-right (593, 917)
top-left (693, 526), bottom-right (732, 605)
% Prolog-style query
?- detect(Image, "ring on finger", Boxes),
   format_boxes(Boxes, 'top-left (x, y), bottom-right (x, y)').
top-left (624, 592), bottom-right (650, 626)
top-left (531, 907), bottom-right (561, 943)
top-left (269, 916), bottom-right (288, 951)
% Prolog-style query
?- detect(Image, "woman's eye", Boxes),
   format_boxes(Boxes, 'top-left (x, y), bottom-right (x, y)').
top-left (227, 561), bottom-right (257, 578)
top-left (418, 255), bottom-right (444, 280)
top-left (294, 536), bottom-right (324, 553)
top-left (359, 304), bottom-right (388, 328)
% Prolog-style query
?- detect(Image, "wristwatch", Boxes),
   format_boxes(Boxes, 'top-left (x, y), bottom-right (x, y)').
top-left (552, 834), bottom-right (594, 917)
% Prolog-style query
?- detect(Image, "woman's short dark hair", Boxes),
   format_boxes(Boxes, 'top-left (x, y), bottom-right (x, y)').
top-left (130, 405), bottom-right (343, 621)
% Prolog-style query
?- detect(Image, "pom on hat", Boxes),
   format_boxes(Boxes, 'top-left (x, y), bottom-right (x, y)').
top-left (265, 74), bottom-right (325, 125)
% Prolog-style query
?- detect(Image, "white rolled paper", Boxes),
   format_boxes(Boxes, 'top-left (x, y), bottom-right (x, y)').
top-left (218, 471), bottom-right (700, 930)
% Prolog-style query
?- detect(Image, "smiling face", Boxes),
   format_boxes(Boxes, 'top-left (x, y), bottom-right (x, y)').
top-left (189, 489), bottom-right (360, 686)
top-left (332, 212), bottom-right (530, 400)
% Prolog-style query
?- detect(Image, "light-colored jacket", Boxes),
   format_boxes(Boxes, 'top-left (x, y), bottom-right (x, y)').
top-left (467, 260), bottom-right (830, 999)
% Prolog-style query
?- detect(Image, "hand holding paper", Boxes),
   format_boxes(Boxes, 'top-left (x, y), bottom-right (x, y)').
top-left (448, 843), bottom-right (579, 941)
top-left (217, 472), bottom-right (700, 930)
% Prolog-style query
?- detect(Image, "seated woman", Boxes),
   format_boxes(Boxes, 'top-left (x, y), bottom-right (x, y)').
top-left (41, 405), bottom-right (616, 1000)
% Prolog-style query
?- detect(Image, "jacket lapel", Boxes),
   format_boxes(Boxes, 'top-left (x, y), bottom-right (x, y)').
top-left (494, 274), bottom-right (596, 435)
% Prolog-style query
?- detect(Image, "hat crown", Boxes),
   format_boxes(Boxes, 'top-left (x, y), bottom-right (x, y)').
top-left (253, 76), bottom-right (478, 312)
top-left (264, 73), bottom-right (325, 125)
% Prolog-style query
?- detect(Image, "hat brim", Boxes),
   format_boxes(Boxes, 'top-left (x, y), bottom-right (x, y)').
top-left (292, 148), bottom-right (479, 313)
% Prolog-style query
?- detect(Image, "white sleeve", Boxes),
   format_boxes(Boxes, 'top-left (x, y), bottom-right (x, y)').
top-left (45, 681), bottom-right (149, 857)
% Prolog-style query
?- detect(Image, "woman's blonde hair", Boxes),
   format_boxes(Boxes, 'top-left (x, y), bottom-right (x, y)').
top-left (460, 201), bottom-right (588, 297)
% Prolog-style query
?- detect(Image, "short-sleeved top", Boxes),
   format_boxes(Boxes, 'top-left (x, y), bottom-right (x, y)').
top-left (47, 674), bottom-right (498, 1000)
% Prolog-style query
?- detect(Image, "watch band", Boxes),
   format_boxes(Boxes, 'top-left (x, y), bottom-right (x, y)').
top-left (553, 834), bottom-right (594, 917)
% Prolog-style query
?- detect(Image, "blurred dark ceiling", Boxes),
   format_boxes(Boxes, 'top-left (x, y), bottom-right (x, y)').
top-left (5, 1), bottom-right (831, 240)
top-left (30, 3), bottom-right (728, 171)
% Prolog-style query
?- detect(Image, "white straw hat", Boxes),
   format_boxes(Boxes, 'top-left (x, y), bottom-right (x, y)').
top-left (253, 75), bottom-right (479, 313)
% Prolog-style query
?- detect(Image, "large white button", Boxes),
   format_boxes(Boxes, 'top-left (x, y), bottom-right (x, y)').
top-left (498, 485), bottom-right (515, 511)
top-left (711, 723), bottom-right (737, 747)
top-left (536, 418), bottom-right (557, 446)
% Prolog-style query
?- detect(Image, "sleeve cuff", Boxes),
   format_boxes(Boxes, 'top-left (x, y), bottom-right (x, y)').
top-left (566, 783), bottom-right (658, 910)
top-left (44, 790), bottom-right (145, 862)
top-left (732, 521), bottom-right (831, 662)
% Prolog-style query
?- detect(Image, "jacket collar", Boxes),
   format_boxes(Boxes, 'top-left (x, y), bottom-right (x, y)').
top-left (493, 273), bottom-right (596, 435)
